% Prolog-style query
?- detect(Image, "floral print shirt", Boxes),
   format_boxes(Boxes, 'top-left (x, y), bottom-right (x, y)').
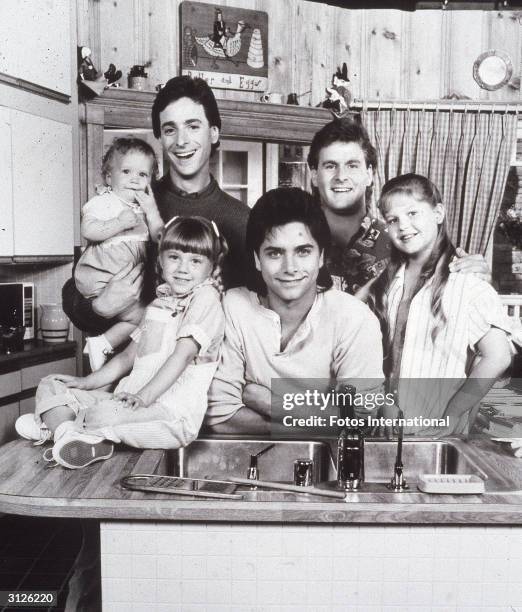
top-left (327, 216), bottom-right (391, 294)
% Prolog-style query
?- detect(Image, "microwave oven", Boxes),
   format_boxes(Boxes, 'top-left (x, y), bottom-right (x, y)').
top-left (0, 282), bottom-right (35, 340)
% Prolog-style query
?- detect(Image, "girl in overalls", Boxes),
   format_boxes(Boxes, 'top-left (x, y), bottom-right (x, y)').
top-left (16, 216), bottom-right (227, 468)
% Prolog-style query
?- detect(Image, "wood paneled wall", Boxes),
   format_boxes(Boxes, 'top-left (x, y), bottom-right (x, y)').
top-left (79, 0), bottom-right (522, 104)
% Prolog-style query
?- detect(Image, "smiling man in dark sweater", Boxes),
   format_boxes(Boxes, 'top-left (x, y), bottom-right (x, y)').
top-left (63, 76), bottom-right (249, 335)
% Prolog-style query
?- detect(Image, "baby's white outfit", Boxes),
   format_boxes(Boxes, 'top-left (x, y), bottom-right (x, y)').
top-left (32, 281), bottom-right (225, 449)
top-left (74, 190), bottom-right (150, 298)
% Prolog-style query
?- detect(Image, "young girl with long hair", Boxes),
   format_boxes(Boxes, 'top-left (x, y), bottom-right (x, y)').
top-left (16, 216), bottom-right (227, 467)
top-left (369, 173), bottom-right (513, 436)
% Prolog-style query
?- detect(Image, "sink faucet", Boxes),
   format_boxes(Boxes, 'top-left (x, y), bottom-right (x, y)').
top-left (247, 443), bottom-right (275, 481)
top-left (387, 406), bottom-right (409, 491)
top-left (336, 385), bottom-right (364, 491)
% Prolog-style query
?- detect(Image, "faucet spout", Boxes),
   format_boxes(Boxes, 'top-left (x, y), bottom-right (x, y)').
top-left (387, 407), bottom-right (409, 491)
top-left (337, 428), bottom-right (365, 490)
top-left (336, 384), bottom-right (364, 491)
top-left (247, 443), bottom-right (275, 481)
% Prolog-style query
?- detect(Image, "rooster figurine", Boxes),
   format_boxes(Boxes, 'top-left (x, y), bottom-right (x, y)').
top-left (321, 63), bottom-right (352, 118)
top-left (77, 46), bottom-right (122, 97)
top-left (195, 18), bottom-right (250, 69)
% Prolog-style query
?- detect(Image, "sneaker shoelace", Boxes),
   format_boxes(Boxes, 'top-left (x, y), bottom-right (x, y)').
top-left (42, 447), bottom-right (58, 468)
top-left (33, 429), bottom-right (53, 446)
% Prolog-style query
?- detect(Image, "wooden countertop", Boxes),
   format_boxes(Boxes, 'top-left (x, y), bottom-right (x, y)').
top-left (0, 438), bottom-right (521, 524)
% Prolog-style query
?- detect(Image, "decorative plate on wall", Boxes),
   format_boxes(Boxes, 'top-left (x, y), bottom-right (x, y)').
top-left (473, 49), bottom-right (513, 91)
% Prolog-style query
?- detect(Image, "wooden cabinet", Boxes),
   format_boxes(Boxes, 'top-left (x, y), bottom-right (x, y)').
top-left (0, 106), bottom-right (74, 260)
top-left (81, 89), bottom-right (334, 206)
top-left (0, 357), bottom-right (76, 445)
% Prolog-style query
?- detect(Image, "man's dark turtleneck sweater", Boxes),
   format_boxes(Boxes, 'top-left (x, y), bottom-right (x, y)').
top-left (154, 174), bottom-right (249, 290)
top-left (63, 174), bottom-right (249, 335)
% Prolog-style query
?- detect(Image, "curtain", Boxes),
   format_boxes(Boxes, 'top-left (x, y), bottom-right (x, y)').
top-left (361, 108), bottom-right (517, 255)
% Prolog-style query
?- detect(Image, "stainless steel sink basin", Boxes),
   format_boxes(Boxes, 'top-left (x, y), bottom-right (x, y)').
top-left (355, 438), bottom-right (489, 483)
top-left (150, 437), bottom-right (505, 502)
top-left (159, 437), bottom-right (491, 491)
top-left (163, 437), bottom-right (331, 483)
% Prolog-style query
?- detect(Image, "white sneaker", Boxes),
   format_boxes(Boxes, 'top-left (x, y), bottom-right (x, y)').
top-left (84, 335), bottom-right (113, 371)
top-left (52, 428), bottom-right (113, 469)
top-left (15, 414), bottom-right (52, 445)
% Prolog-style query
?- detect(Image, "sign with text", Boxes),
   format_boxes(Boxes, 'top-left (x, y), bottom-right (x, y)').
top-left (180, 1), bottom-right (268, 92)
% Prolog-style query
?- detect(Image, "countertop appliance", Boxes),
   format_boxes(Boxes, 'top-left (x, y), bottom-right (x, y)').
top-left (0, 282), bottom-right (35, 340)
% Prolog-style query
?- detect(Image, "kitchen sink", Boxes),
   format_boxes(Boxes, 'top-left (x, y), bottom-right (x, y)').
top-left (359, 438), bottom-right (489, 483)
top-left (162, 437), bottom-right (331, 483)
top-left (157, 436), bottom-right (492, 489)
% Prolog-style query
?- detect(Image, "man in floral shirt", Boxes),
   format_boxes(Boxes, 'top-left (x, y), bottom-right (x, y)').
top-left (307, 118), bottom-right (488, 297)
top-left (307, 119), bottom-right (389, 295)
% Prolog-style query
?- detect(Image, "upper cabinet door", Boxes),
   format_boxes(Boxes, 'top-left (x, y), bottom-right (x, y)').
top-left (11, 109), bottom-right (74, 256)
top-left (0, 0), bottom-right (72, 96)
top-left (0, 107), bottom-right (14, 256)
top-left (211, 139), bottom-right (263, 208)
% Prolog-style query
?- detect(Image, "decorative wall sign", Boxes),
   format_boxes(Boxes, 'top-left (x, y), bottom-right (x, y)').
top-left (473, 49), bottom-right (513, 91)
top-left (180, 1), bottom-right (268, 92)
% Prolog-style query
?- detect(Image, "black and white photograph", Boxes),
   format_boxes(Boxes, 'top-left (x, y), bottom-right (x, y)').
top-left (1, 1), bottom-right (522, 611)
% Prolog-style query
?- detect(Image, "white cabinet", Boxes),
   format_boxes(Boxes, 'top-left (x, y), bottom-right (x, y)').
top-left (0, 0), bottom-right (72, 96)
top-left (0, 107), bottom-right (14, 256)
top-left (0, 106), bottom-right (74, 258)
top-left (21, 358), bottom-right (76, 390)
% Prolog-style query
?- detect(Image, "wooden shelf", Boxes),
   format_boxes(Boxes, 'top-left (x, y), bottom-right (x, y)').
top-left (81, 88), bottom-right (343, 144)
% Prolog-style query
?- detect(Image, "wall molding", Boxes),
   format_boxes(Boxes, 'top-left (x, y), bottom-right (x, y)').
top-left (0, 72), bottom-right (71, 104)
top-left (0, 256), bottom-right (74, 265)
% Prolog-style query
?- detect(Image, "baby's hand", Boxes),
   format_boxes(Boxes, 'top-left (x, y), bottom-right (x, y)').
top-left (114, 391), bottom-right (146, 410)
top-left (118, 208), bottom-right (139, 229)
top-left (134, 185), bottom-right (157, 214)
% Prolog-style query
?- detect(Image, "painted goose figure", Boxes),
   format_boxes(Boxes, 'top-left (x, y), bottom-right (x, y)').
top-left (195, 20), bottom-right (249, 68)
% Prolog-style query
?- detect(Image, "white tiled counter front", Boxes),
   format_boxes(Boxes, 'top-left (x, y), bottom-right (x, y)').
top-left (101, 522), bottom-right (522, 612)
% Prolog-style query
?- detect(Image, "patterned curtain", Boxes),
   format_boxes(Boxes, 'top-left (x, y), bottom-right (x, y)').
top-left (361, 108), bottom-right (517, 255)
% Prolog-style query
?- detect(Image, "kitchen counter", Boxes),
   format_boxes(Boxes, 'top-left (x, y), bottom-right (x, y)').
top-left (0, 437), bottom-right (521, 524)
top-left (2, 436), bottom-right (521, 610)
top-left (0, 340), bottom-right (76, 374)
